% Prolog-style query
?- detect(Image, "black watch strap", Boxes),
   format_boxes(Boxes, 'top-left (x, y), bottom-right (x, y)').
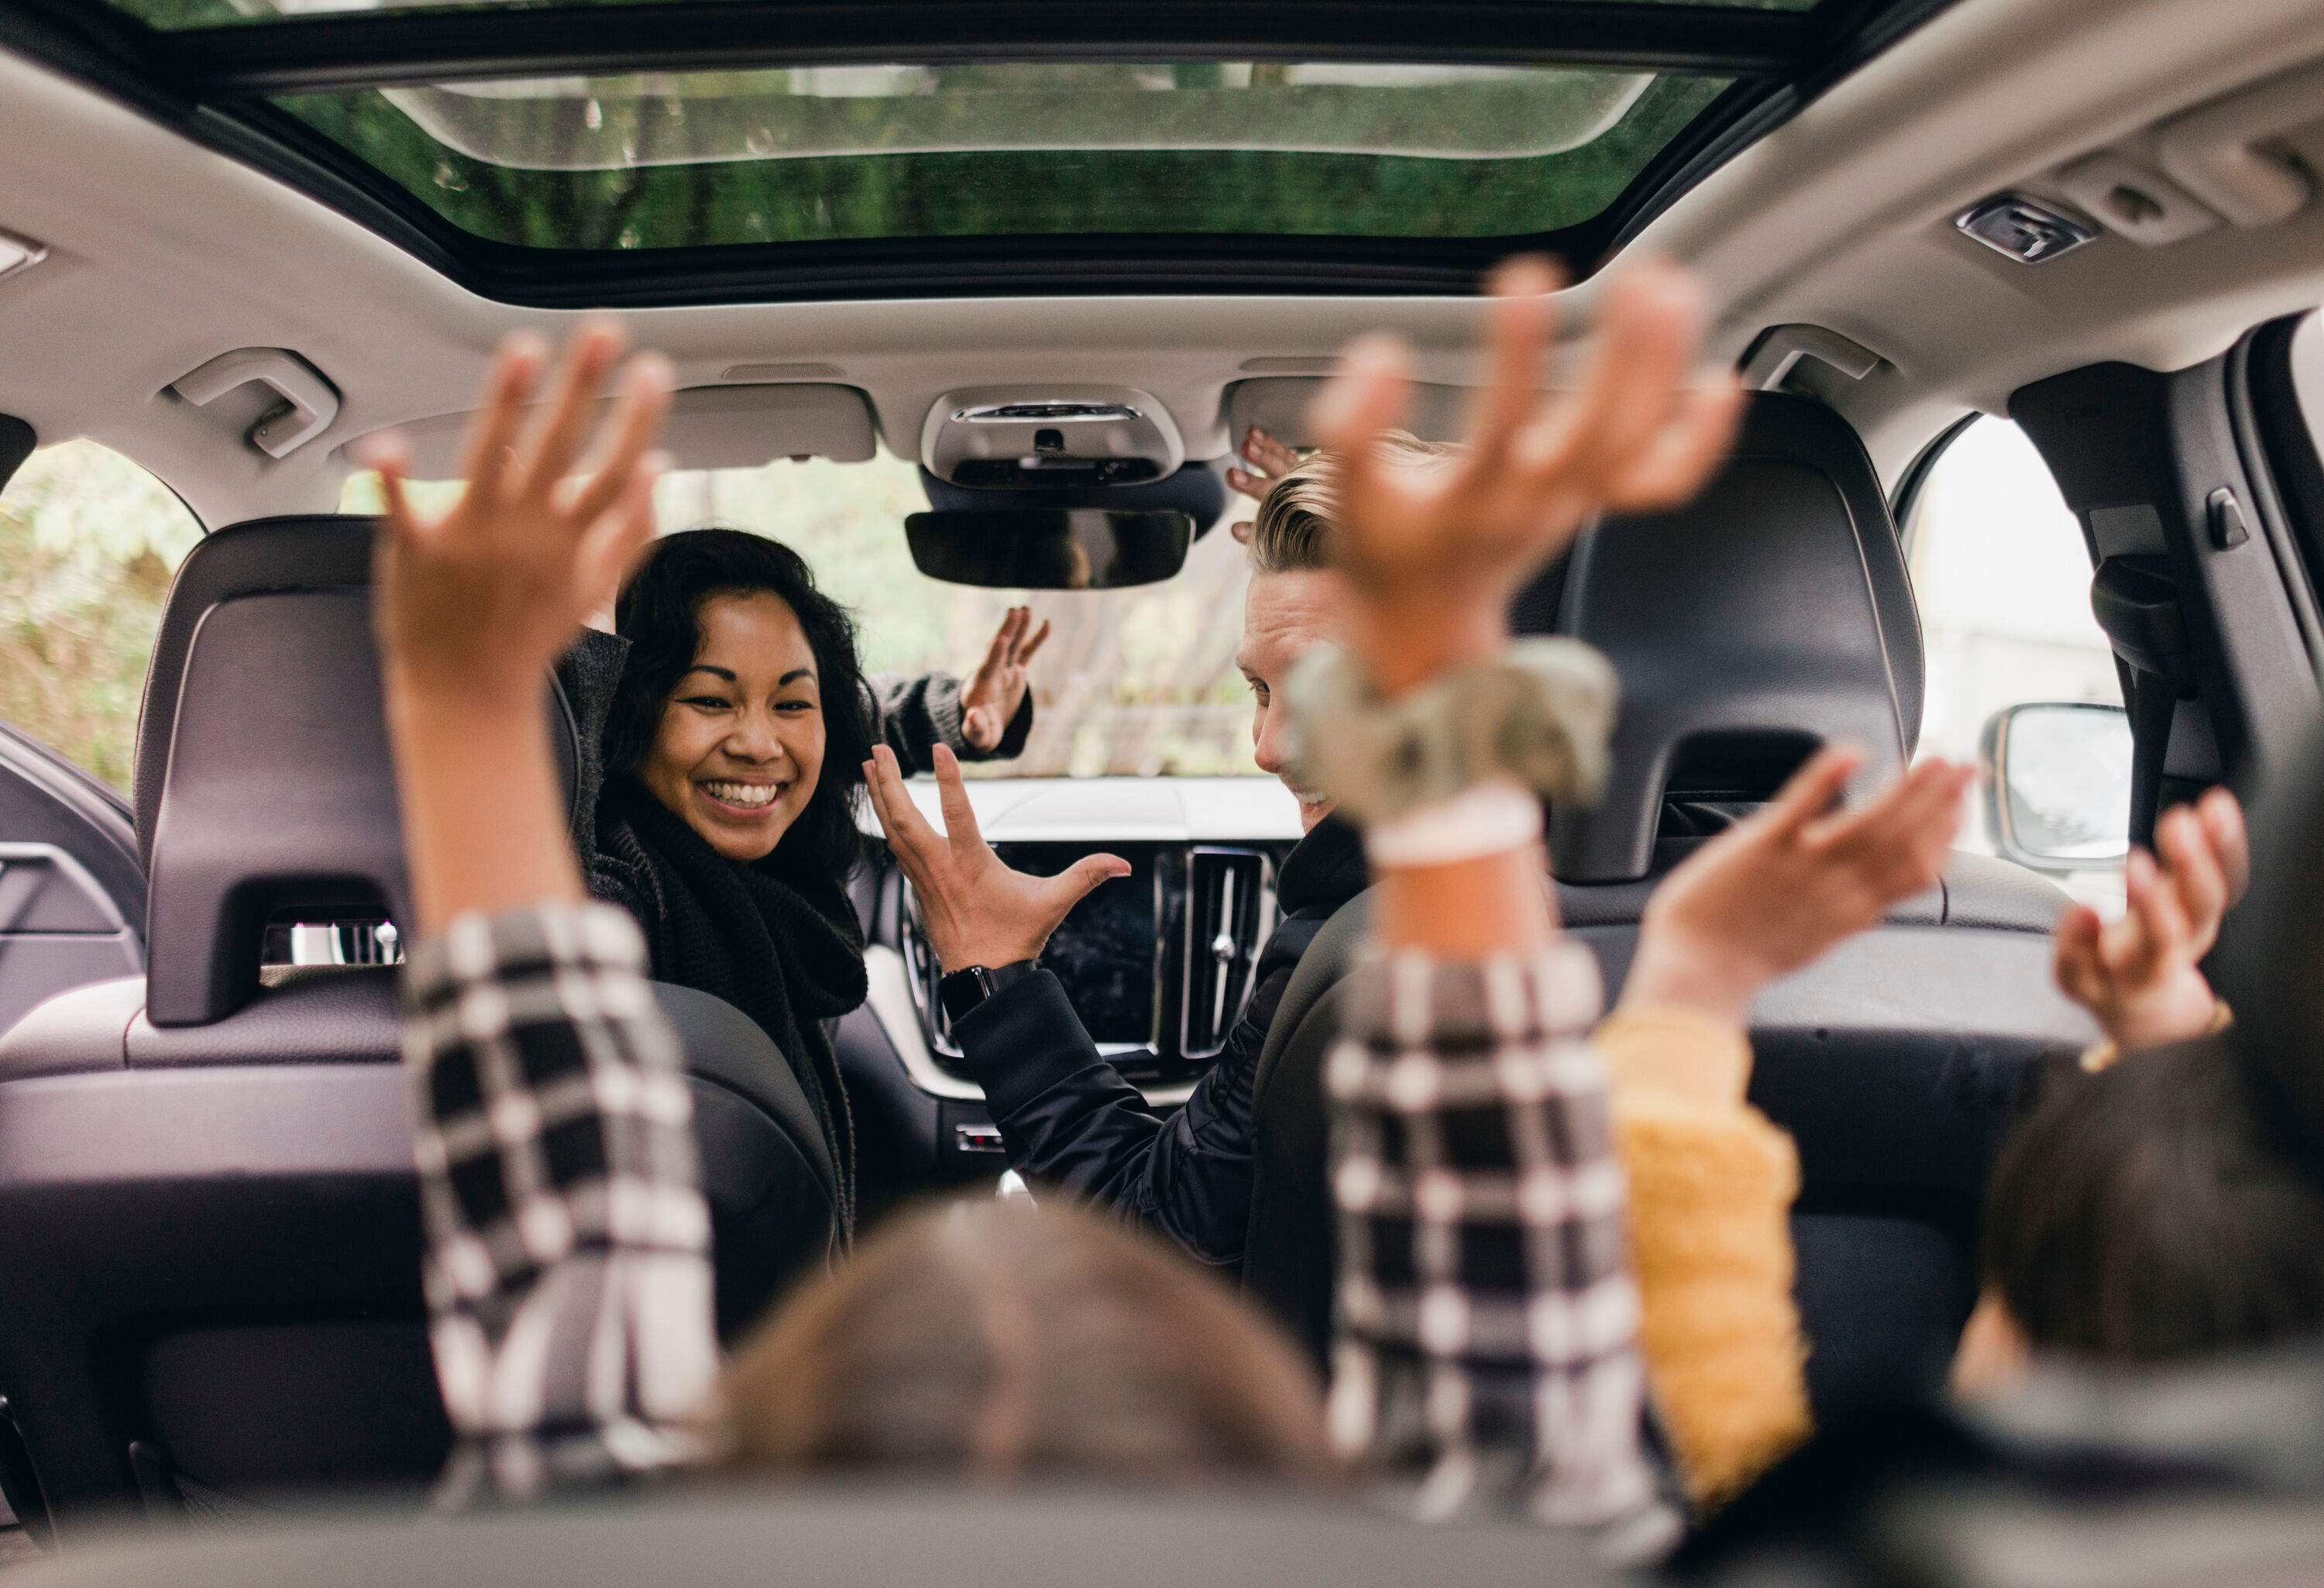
top-left (939, 959), bottom-right (1041, 1024)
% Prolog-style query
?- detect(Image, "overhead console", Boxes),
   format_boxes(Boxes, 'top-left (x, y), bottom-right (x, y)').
top-left (920, 385), bottom-right (1183, 490)
top-left (1954, 57), bottom-right (2324, 267)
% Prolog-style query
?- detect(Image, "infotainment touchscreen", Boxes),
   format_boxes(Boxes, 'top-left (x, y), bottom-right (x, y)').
top-left (996, 843), bottom-right (1156, 1047)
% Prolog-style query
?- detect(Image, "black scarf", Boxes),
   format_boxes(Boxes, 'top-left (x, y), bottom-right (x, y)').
top-left (597, 774), bottom-right (868, 1237)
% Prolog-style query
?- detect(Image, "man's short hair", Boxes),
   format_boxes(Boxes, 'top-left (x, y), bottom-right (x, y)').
top-left (1246, 430), bottom-right (1453, 576)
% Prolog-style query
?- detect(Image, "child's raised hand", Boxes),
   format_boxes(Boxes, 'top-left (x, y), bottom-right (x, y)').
top-left (2053, 788), bottom-right (2247, 1053)
top-left (1623, 748), bottom-right (1975, 1025)
top-left (366, 320), bottom-right (673, 709)
top-left (1309, 255), bottom-right (1741, 696)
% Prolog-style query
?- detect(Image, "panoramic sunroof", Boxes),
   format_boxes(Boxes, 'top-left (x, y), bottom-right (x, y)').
top-left (9, 0), bottom-right (1954, 302)
top-left (100, 0), bottom-right (1824, 26)
top-left (266, 64), bottom-right (1730, 249)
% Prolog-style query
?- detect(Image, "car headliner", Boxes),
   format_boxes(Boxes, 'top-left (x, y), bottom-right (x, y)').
top-left (0, 0), bottom-right (2322, 531)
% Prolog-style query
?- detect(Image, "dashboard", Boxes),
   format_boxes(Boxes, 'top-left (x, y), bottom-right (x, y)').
top-left (851, 777), bottom-right (1305, 1184)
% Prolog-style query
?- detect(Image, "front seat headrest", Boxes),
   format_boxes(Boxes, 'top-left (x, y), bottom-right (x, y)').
top-left (1546, 394), bottom-right (1923, 884)
top-left (138, 517), bottom-right (581, 1026)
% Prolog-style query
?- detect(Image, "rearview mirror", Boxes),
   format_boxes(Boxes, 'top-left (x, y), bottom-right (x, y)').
top-left (1981, 702), bottom-right (2132, 871)
top-left (903, 509), bottom-right (1191, 589)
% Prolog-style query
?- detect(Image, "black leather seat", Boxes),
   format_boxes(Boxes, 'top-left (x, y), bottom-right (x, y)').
top-left (0, 517), bottom-right (835, 1545)
top-left (1244, 395), bottom-right (2099, 1428)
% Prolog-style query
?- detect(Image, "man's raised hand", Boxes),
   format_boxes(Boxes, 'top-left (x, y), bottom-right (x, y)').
top-left (1310, 256), bottom-right (1742, 694)
top-left (861, 744), bottom-right (1128, 973)
top-left (365, 320), bottom-right (674, 708)
top-left (1226, 427), bottom-right (1302, 544)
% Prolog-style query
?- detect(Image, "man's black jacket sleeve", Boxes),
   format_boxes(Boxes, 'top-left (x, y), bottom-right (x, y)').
top-left (950, 959), bottom-right (1294, 1268)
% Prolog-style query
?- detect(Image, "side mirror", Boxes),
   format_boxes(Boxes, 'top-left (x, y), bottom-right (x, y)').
top-left (1980, 702), bottom-right (2132, 872)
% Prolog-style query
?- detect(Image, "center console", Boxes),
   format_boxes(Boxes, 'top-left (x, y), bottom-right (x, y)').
top-left (895, 840), bottom-right (1283, 1091)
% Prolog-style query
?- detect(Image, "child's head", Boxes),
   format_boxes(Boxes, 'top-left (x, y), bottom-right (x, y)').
top-left (1969, 1033), bottom-right (2324, 1387)
top-left (713, 1198), bottom-right (1339, 1487)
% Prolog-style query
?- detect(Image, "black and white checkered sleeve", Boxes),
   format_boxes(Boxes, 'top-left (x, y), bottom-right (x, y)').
top-left (400, 902), bottom-right (717, 1504)
top-left (1325, 943), bottom-right (1677, 1559)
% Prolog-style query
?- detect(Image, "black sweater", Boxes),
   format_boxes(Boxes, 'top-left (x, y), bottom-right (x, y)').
top-left (949, 814), bottom-right (1367, 1267)
top-left (553, 628), bottom-right (1033, 1238)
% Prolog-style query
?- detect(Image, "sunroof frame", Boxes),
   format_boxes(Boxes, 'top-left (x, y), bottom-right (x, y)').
top-left (0, 0), bottom-right (1962, 307)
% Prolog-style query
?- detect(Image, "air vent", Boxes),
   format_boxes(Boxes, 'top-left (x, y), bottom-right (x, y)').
top-left (899, 909), bottom-right (964, 1058)
top-left (1181, 847), bottom-right (1274, 1060)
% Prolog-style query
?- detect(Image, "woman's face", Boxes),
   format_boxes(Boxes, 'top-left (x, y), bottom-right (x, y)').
top-left (639, 591), bottom-right (825, 862)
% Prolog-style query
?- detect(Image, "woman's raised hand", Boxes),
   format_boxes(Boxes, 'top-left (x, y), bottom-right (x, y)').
top-left (366, 320), bottom-right (674, 708)
top-left (960, 605), bottom-right (1051, 751)
top-left (862, 743), bottom-right (1129, 973)
top-left (1311, 256), bottom-right (1741, 695)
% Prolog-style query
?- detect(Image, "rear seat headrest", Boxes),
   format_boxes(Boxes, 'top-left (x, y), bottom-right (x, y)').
top-left (139, 517), bottom-right (582, 1026)
top-left (1545, 394), bottom-right (1922, 884)
top-left (136, 517), bottom-right (375, 865)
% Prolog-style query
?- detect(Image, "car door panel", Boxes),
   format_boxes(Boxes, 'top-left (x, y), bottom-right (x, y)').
top-left (0, 725), bottom-right (143, 1040)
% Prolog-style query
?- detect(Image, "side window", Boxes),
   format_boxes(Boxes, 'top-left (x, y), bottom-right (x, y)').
top-left (0, 442), bottom-right (202, 792)
top-left (1906, 418), bottom-right (2127, 906)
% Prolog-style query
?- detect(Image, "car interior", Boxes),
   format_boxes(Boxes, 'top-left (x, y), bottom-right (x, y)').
top-left (2, 0), bottom-right (2324, 1579)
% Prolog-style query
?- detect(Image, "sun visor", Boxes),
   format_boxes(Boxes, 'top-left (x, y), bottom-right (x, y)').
top-left (1222, 377), bottom-right (1475, 449)
top-left (356, 383), bottom-right (877, 476)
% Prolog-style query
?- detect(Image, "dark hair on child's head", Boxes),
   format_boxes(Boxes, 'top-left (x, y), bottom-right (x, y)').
top-left (1983, 1032), bottom-right (2324, 1363)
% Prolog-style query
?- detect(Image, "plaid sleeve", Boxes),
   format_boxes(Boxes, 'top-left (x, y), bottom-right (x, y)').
top-left (400, 902), bottom-right (717, 1504)
top-left (1323, 943), bottom-right (1678, 1560)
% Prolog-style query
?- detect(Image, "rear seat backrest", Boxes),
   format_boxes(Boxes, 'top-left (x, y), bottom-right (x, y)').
top-left (0, 517), bottom-right (833, 1543)
top-left (1244, 395), bottom-right (2097, 1428)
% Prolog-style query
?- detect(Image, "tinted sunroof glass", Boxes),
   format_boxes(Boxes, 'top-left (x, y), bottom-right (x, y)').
top-left (106, 0), bottom-right (1820, 25)
top-left (262, 64), bottom-right (1729, 249)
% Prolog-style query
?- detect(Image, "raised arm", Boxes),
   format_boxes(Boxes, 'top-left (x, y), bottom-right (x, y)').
top-left (870, 606), bottom-right (1049, 772)
top-left (1604, 747), bottom-right (1969, 1503)
top-left (1299, 256), bottom-right (1739, 1550)
top-left (2051, 788), bottom-right (2246, 1062)
top-left (369, 323), bottom-right (719, 1501)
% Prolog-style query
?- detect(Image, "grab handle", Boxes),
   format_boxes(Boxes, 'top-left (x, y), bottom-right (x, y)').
top-left (171, 348), bottom-right (341, 459)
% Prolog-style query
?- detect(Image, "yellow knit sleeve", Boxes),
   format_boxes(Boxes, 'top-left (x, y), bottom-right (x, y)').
top-left (1596, 1007), bottom-right (1812, 1508)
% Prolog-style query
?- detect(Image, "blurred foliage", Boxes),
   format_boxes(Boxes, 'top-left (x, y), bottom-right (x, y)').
top-left (345, 453), bottom-right (1266, 779)
top-left (0, 443), bottom-right (202, 792)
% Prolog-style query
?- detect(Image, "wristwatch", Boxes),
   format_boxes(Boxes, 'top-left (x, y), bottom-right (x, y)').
top-left (938, 959), bottom-right (1042, 1024)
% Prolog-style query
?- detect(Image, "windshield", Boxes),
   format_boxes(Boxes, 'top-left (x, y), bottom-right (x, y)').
top-left (346, 452), bottom-right (1264, 779)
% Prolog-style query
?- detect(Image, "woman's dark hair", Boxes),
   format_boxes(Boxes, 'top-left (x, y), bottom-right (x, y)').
top-left (1983, 1033), bottom-right (2324, 1362)
top-left (605, 528), bottom-right (875, 871)
top-left (713, 1199), bottom-right (1341, 1487)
